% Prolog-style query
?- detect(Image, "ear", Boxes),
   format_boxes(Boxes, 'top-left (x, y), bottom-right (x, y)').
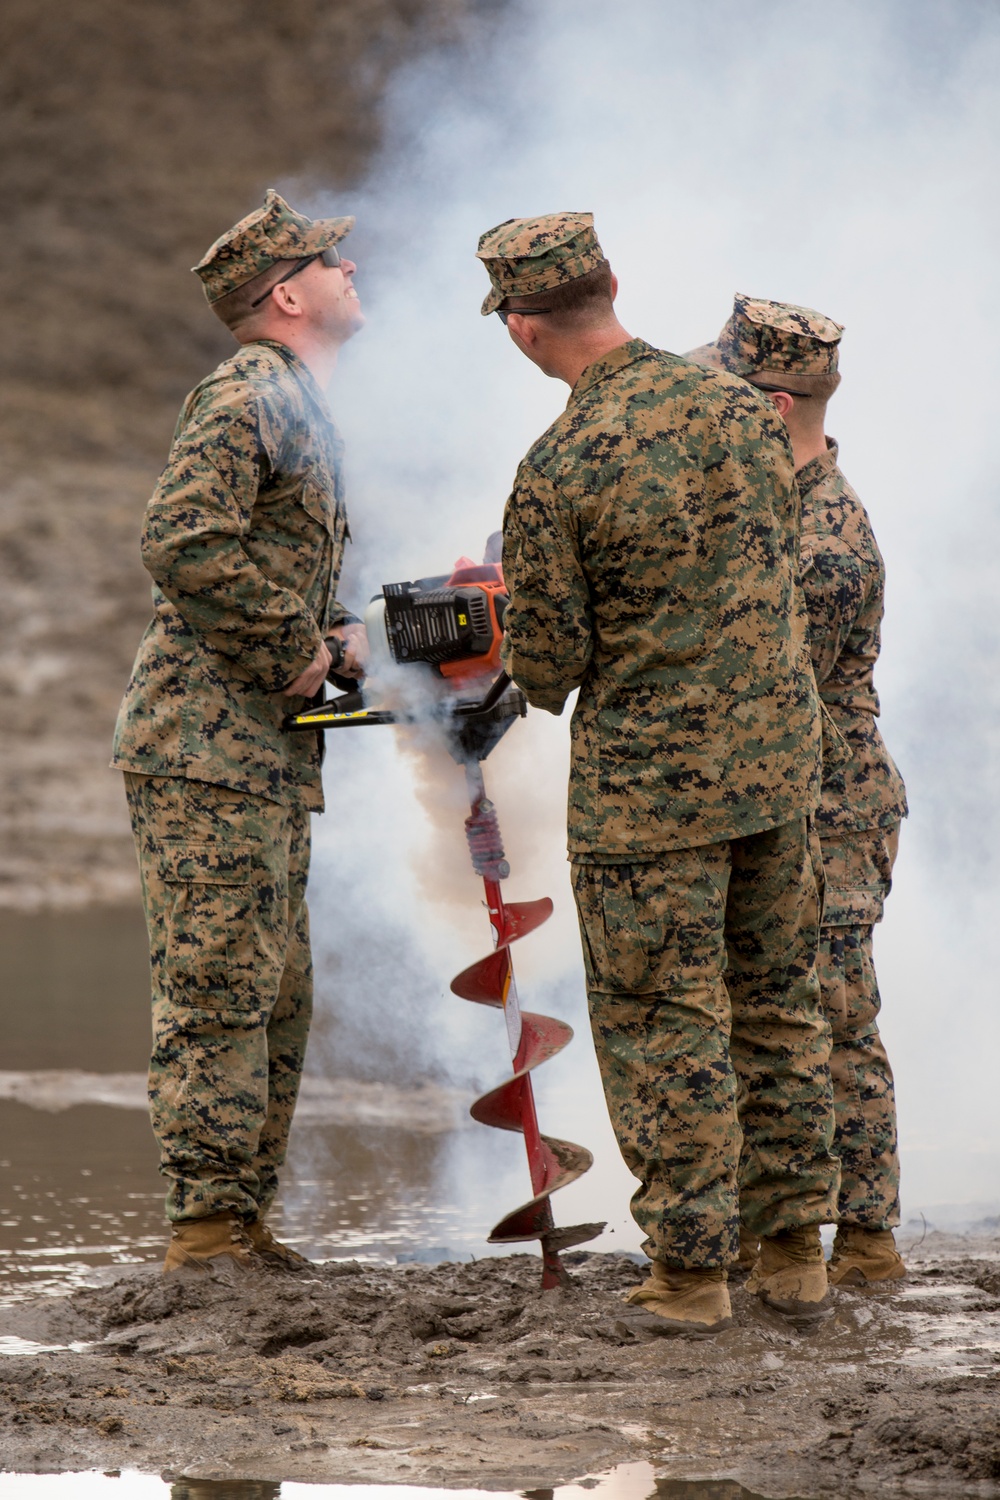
top-left (271, 281), bottom-right (305, 319)
top-left (770, 391), bottom-right (794, 419)
top-left (505, 313), bottom-right (540, 352)
top-left (610, 271), bottom-right (619, 303)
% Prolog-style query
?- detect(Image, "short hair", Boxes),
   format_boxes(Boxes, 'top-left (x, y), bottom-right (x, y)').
top-left (499, 260), bottom-right (614, 325)
top-left (775, 388), bottom-right (831, 431)
top-left (209, 257), bottom-right (302, 333)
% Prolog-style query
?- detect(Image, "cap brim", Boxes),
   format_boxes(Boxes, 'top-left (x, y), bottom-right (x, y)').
top-left (749, 369), bottom-right (842, 399)
top-left (480, 284), bottom-right (503, 316)
top-left (306, 215), bottom-right (355, 253)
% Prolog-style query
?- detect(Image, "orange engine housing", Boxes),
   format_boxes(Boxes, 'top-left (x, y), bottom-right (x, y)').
top-left (437, 560), bottom-right (507, 681)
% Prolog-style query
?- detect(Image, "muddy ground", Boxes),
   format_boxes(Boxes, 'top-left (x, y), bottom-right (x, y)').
top-left (1, 1235), bottom-right (998, 1496)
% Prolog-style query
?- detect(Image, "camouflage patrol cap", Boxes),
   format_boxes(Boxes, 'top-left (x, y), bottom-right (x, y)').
top-left (687, 294), bottom-right (844, 398)
top-left (193, 189), bottom-right (355, 304)
top-left (475, 212), bottom-right (605, 316)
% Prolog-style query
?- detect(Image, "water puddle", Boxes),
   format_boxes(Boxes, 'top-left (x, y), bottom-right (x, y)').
top-left (0, 1334), bottom-right (92, 1357)
top-left (0, 1092), bottom-right (526, 1304)
top-left (0, 908), bottom-right (535, 1306)
top-left (892, 1275), bottom-right (1000, 1375)
top-left (0, 1463), bottom-right (802, 1498)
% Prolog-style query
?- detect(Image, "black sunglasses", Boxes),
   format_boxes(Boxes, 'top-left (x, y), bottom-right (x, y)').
top-left (250, 246), bottom-right (344, 308)
top-left (752, 383), bottom-right (813, 398)
top-left (496, 307), bottom-right (552, 327)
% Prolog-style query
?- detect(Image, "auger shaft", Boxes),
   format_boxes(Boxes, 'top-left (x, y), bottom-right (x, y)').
top-left (462, 765), bottom-right (564, 1288)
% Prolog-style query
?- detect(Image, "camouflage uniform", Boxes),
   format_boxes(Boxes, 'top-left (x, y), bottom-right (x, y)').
top-left (478, 216), bottom-right (839, 1269)
top-left (801, 442), bottom-right (907, 1227)
top-left (693, 296), bottom-right (907, 1229)
top-left (123, 772), bottom-right (311, 1221)
top-left (112, 192), bottom-right (355, 1223)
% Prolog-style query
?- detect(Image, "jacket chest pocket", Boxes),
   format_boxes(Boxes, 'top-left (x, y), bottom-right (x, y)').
top-left (299, 477), bottom-right (349, 629)
top-left (301, 475), bottom-right (350, 547)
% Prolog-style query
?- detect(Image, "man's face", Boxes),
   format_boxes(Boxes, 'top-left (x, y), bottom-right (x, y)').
top-left (295, 253), bottom-right (365, 344)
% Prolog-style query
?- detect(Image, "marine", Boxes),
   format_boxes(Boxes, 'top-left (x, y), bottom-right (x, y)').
top-left (689, 296), bottom-right (908, 1285)
top-left (112, 190), bottom-right (367, 1273)
top-left (477, 213), bottom-right (840, 1333)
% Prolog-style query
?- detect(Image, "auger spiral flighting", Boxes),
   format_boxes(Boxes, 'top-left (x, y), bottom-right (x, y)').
top-left (453, 761), bottom-right (605, 1286)
top-left (286, 550), bottom-right (604, 1287)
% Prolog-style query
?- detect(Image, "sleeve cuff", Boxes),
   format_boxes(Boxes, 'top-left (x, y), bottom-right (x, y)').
top-left (523, 685), bottom-right (569, 715)
top-left (326, 607), bottom-right (361, 629)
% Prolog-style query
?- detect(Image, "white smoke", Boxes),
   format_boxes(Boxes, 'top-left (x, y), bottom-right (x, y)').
top-left (302, 0), bottom-right (1000, 1248)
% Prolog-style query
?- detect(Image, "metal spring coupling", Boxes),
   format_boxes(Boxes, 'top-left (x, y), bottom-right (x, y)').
top-left (464, 797), bottom-right (510, 881)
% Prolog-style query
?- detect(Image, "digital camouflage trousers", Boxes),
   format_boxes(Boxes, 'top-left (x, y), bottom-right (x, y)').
top-left (572, 817), bottom-right (839, 1269)
top-left (817, 823), bottom-right (901, 1230)
top-left (124, 773), bottom-right (312, 1224)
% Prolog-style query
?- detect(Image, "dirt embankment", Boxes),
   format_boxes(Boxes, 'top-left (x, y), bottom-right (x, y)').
top-left (1, 1238), bottom-right (999, 1495)
top-left (0, 0), bottom-right (489, 909)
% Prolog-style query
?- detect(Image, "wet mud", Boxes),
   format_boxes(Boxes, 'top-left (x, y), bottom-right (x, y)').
top-left (1, 1236), bottom-right (998, 1496)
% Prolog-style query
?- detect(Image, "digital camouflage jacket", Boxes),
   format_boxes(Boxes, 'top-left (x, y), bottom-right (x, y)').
top-left (112, 340), bottom-right (352, 811)
top-left (798, 440), bottom-right (907, 832)
top-left (501, 338), bottom-right (822, 858)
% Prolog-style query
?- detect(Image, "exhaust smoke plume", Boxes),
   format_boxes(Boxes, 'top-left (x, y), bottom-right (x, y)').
top-left (298, 0), bottom-right (1000, 1250)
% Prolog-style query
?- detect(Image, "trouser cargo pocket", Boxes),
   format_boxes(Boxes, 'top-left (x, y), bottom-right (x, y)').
top-left (156, 840), bottom-right (255, 1009)
top-left (820, 826), bottom-right (899, 928)
top-left (572, 863), bottom-right (657, 994)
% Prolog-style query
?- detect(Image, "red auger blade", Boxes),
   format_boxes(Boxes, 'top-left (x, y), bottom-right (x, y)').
top-left (471, 1015), bottom-right (573, 1129)
top-left (450, 900), bottom-right (553, 1005)
top-left (455, 762), bottom-right (605, 1287)
top-left (486, 1136), bottom-right (599, 1243)
top-left (514, 1011), bottom-right (573, 1073)
top-left (497, 898), bottom-right (553, 945)
top-left (451, 950), bottom-right (509, 1007)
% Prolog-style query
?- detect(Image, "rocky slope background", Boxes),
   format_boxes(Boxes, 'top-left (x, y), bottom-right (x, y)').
top-left (0, 0), bottom-right (489, 908)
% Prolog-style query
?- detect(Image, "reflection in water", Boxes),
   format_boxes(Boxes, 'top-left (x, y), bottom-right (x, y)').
top-left (171, 1483), bottom-right (281, 1500)
top-left (526, 1476), bottom-right (798, 1500)
top-left (163, 1482), bottom-right (798, 1500)
top-left (655, 1485), bottom-right (800, 1500)
top-left (0, 1472), bottom-right (809, 1499)
top-left (0, 1098), bottom-right (164, 1302)
top-left (0, 907), bottom-right (153, 1074)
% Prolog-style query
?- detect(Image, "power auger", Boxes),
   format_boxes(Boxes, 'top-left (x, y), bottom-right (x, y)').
top-left (285, 551), bottom-right (604, 1288)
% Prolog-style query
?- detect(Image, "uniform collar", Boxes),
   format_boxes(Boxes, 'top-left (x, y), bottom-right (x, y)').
top-left (796, 435), bottom-right (839, 495)
top-left (258, 339), bottom-right (334, 419)
top-left (569, 338), bottom-right (655, 403)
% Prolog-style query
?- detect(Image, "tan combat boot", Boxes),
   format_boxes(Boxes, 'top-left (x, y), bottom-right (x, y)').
top-left (828, 1225), bottom-right (906, 1286)
top-left (246, 1218), bottom-right (310, 1270)
top-left (162, 1211), bottom-right (254, 1275)
top-left (729, 1224), bottom-right (761, 1282)
top-left (624, 1261), bottom-right (732, 1337)
top-left (746, 1224), bottom-right (828, 1316)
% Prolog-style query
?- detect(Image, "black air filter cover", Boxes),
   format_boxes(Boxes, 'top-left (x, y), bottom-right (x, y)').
top-left (383, 581), bottom-right (494, 665)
